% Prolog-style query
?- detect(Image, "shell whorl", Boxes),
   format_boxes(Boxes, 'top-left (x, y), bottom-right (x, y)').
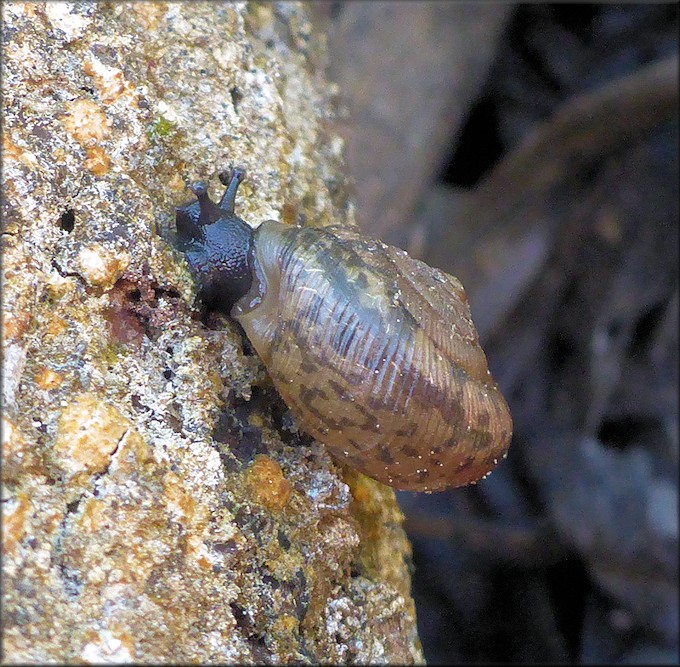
top-left (232, 221), bottom-right (512, 492)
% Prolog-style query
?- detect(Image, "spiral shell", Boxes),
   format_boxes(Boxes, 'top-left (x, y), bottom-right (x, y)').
top-left (175, 170), bottom-right (512, 492)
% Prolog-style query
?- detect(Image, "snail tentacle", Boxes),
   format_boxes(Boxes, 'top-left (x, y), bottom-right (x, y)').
top-left (218, 167), bottom-right (246, 215)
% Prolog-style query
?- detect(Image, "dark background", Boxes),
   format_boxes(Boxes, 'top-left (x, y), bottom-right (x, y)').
top-left (321, 3), bottom-right (679, 663)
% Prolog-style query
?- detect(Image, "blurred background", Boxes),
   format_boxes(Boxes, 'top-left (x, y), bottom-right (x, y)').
top-left (316, 3), bottom-right (678, 663)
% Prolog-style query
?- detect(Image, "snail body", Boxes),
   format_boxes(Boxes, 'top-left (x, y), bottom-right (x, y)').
top-left (175, 170), bottom-right (512, 492)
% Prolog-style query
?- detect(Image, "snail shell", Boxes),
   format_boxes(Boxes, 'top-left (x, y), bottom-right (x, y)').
top-left (175, 169), bottom-right (512, 492)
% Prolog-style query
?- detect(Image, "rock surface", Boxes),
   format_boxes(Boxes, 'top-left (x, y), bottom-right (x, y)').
top-left (1, 3), bottom-right (423, 663)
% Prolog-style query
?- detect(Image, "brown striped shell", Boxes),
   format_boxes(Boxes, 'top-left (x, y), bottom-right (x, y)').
top-left (231, 220), bottom-right (512, 492)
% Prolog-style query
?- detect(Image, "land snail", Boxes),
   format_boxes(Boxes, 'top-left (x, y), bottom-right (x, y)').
top-left (175, 167), bottom-right (512, 492)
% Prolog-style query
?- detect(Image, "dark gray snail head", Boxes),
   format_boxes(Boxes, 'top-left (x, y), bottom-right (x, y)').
top-left (175, 167), bottom-right (254, 314)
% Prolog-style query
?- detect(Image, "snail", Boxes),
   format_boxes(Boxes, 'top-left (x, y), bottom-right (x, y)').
top-left (175, 168), bottom-right (512, 492)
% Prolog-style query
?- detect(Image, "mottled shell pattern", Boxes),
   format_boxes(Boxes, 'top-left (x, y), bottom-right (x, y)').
top-left (175, 170), bottom-right (512, 492)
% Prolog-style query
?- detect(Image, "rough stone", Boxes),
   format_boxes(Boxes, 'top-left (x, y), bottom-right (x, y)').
top-left (1, 2), bottom-right (422, 664)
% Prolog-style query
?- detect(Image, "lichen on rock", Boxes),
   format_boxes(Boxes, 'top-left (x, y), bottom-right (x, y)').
top-left (2, 2), bottom-right (423, 664)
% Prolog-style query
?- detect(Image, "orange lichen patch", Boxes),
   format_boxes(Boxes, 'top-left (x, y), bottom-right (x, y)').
top-left (186, 534), bottom-right (213, 571)
top-left (346, 474), bottom-right (384, 543)
top-left (62, 98), bottom-right (111, 146)
top-left (84, 146), bottom-right (111, 176)
top-left (162, 471), bottom-right (197, 524)
top-left (346, 470), bottom-right (373, 505)
top-left (246, 454), bottom-right (293, 512)
top-left (61, 99), bottom-right (112, 175)
top-left (163, 474), bottom-right (217, 569)
top-left (168, 171), bottom-right (185, 194)
top-left (83, 59), bottom-right (138, 106)
top-left (45, 272), bottom-right (78, 302)
top-left (53, 393), bottom-right (132, 479)
top-left (130, 3), bottom-right (167, 31)
top-left (2, 417), bottom-right (44, 482)
top-left (76, 497), bottom-right (108, 533)
top-left (3, 309), bottom-right (33, 342)
top-left (45, 315), bottom-right (70, 337)
top-left (80, 627), bottom-right (136, 663)
top-left (2, 134), bottom-right (39, 168)
top-left (2, 134), bottom-right (21, 160)
top-left (75, 244), bottom-right (130, 290)
top-left (2, 491), bottom-right (31, 556)
top-left (34, 366), bottom-right (64, 390)
top-left (270, 613), bottom-right (301, 657)
top-left (109, 428), bottom-right (150, 477)
top-left (195, 553), bottom-right (212, 571)
top-left (69, 497), bottom-right (162, 588)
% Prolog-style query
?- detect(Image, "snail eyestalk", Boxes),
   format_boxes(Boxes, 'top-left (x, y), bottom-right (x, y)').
top-left (190, 181), bottom-right (222, 225)
top-left (218, 167), bottom-right (246, 215)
